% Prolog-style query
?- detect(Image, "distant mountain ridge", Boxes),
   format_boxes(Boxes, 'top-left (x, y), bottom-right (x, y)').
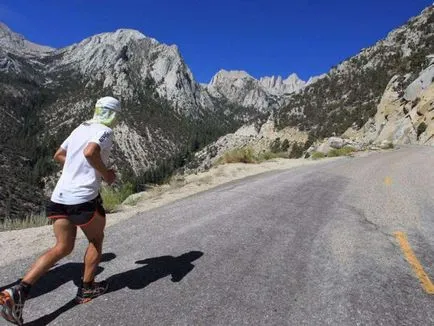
top-left (259, 73), bottom-right (306, 94)
top-left (207, 69), bottom-right (308, 111)
top-left (2, 4), bottom-right (434, 221)
top-left (0, 22), bottom-right (305, 220)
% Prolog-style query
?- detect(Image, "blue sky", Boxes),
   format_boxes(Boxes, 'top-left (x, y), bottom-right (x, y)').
top-left (0, 0), bottom-right (432, 83)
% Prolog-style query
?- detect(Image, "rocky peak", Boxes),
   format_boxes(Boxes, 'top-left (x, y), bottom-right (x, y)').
top-left (209, 70), bottom-right (255, 86)
top-left (259, 73), bottom-right (306, 95)
top-left (207, 69), bottom-right (269, 110)
top-left (48, 28), bottom-right (204, 115)
top-left (207, 69), bottom-right (308, 111)
top-left (0, 22), bottom-right (53, 56)
top-left (56, 28), bottom-right (155, 73)
top-left (69, 28), bottom-right (155, 53)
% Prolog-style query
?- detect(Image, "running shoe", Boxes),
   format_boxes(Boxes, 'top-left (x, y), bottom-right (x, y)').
top-left (75, 280), bottom-right (108, 304)
top-left (0, 285), bottom-right (25, 325)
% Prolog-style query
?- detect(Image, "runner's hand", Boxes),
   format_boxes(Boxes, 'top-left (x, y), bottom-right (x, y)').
top-left (103, 169), bottom-right (116, 185)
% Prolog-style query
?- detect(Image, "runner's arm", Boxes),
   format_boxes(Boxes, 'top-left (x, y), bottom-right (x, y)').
top-left (53, 148), bottom-right (67, 166)
top-left (83, 142), bottom-right (116, 185)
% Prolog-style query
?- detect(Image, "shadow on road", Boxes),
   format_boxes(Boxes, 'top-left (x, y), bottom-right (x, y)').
top-left (107, 250), bottom-right (204, 292)
top-left (0, 253), bottom-right (116, 298)
top-left (32, 252), bottom-right (116, 299)
top-left (24, 251), bottom-right (204, 326)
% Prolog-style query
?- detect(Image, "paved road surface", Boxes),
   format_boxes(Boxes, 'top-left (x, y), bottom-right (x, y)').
top-left (1, 146), bottom-right (434, 325)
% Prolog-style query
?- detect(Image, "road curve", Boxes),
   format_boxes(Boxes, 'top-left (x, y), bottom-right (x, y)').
top-left (1, 146), bottom-right (434, 325)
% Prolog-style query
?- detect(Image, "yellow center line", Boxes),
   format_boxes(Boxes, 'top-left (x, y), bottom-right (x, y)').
top-left (394, 231), bottom-right (434, 294)
top-left (384, 176), bottom-right (393, 186)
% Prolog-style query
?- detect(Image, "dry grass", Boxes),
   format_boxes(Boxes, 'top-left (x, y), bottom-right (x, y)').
top-left (218, 147), bottom-right (256, 164)
top-left (100, 182), bottom-right (135, 212)
top-left (217, 147), bottom-right (289, 166)
top-left (327, 147), bottom-right (356, 157)
top-left (169, 176), bottom-right (187, 188)
top-left (311, 152), bottom-right (326, 160)
top-left (0, 213), bottom-right (50, 231)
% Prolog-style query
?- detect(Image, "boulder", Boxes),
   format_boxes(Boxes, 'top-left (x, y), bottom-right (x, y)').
top-left (122, 192), bottom-right (143, 206)
top-left (328, 137), bottom-right (345, 149)
top-left (343, 140), bottom-right (364, 151)
top-left (379, 140), bottom-right (393, 149)
top-left (316, 142), bottom-right (332, 154)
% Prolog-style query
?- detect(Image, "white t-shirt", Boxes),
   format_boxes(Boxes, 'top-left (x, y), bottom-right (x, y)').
top-left (51, 123), bottom-right (113, 205)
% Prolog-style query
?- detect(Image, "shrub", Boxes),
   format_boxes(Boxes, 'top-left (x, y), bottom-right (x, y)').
top-left (412, 97), bottom-right (421, 108)
top-left (281, 139), bottom-right (290, 152)
top-left (101, 182), bottom-right (135, 212)
top-left (417, 122), bottom-right (428, 139)
top-left (327, 146), bottom-right (356, 157)
top-left (311, 152), bottom-right (326, 160)
top-left (258, 151), bottom-right (289, 161)
top-left (220, 147), bottom-right (256, 164)
top-left (289, 143), bottom-right (304, 158)
top-left (270, 138), bottom-right (282, 153)
top-left (218, 147), bottom-right (293, 165)
top-left (258, 151), bottom-right (280, 161)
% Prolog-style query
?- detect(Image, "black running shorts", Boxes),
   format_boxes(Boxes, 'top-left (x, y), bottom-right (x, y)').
top-left (46, 195), bottom-right (106, 227)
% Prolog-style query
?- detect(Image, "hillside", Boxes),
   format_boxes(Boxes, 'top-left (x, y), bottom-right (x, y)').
top-left (181, 5), bottom-right (434, 171)
top-left (0, 26), bottom-right (259, 220)
top-left (276, 6), bottom-right (434, 141)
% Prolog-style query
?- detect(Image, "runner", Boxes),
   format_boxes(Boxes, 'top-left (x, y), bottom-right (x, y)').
top-left (0, 96), bottom-right (121, 325)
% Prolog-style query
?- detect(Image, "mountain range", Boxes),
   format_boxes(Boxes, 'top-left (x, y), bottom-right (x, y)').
top-left (0, 21), bottom-right (306, 220)
top-left (1, 4), bottom-right (434, 221)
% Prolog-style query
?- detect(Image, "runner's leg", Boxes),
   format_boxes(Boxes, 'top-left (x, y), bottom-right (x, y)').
top-left (0, 218), bottom-right (76, 325)
top-left (22, 218), bottom-right (77, 285)
top-left (80, 212), bottom-right (106, 283)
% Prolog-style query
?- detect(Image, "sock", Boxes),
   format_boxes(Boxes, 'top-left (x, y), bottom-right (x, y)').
top-left (82, 280), bottom-right (94, 289)
top-left (19, 281), bottom-right (32, 298)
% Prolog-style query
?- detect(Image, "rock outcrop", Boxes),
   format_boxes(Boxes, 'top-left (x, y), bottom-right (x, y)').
top-left (188, 118), bottom-right (309, 172)
top-left (276, 5), bottom-right (434, 142)
top-left (207, 70), bottom-right (307, 111)
top-left (343, 59), bottom-right (434, 146)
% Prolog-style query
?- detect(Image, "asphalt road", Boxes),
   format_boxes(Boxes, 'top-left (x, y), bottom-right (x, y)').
top-left (1, 146), bottom-right (434, 325)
